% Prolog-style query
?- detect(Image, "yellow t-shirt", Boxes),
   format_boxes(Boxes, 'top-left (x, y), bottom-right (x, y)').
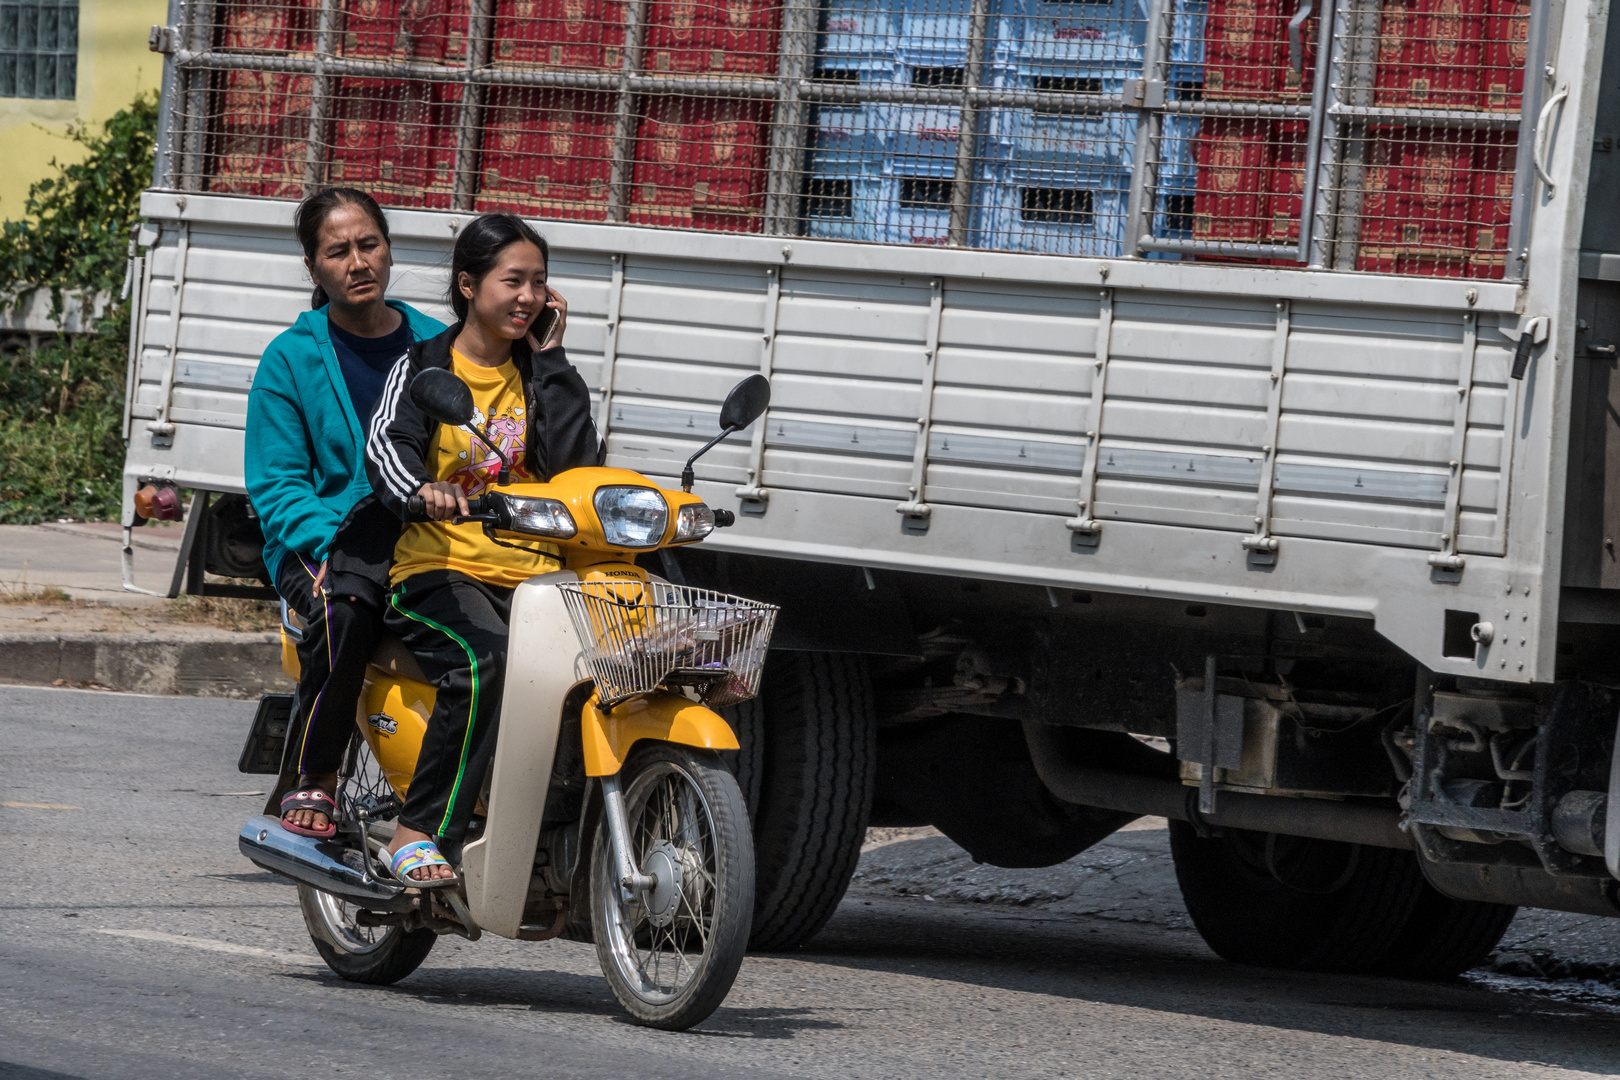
top-left (390, 351), bottom-right (562, 588)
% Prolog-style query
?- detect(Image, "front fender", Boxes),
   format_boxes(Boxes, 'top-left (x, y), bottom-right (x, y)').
top-left (581, 692), bottom-right (740, 776)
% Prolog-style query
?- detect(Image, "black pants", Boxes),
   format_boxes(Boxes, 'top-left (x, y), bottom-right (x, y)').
top-left (384, 569), bottom-right (512, 844)
top-left (275, 553), bottom-right (384, 778)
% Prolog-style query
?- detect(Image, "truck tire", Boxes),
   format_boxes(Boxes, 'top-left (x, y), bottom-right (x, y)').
top-left (728, 651), bottom-right (876, 951)
top-left (1169, 821), bottom-right (1425, 972)
top-left (1371, 883), bottom-right (1518, 979)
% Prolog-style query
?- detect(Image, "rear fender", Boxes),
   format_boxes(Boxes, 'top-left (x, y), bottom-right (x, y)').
top-left (581, 692), bottom-right (740, 777)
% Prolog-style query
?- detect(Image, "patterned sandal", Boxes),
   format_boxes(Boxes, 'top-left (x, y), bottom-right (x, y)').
top-left (385, 840), bottom-right (457, 888)
top-left (279, 788), bottom-right (337, 839)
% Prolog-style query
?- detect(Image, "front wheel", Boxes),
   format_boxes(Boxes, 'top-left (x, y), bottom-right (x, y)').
top-left (591, 743), bottom-right (755, 1030)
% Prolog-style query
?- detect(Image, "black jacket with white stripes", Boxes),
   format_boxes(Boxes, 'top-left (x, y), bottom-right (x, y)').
top-left (365, 324), bottom-right (604, 521)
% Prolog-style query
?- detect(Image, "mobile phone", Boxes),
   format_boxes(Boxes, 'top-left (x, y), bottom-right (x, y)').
top-left (531, 303), bottom-right (559, 346)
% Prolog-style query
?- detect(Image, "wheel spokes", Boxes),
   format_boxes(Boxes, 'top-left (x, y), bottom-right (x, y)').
top-left (608, 761), bottom-right (722, 1001)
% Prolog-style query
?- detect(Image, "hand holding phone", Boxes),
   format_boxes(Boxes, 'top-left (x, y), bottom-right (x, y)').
top-left (529, 285), bottom-right (567, 352)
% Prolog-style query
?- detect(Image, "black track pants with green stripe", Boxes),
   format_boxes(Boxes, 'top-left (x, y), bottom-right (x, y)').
top-left (385, 569), bottom-right (514, 844)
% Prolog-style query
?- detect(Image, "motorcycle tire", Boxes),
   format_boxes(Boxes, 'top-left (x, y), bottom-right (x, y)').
top-left (591, 743), bottom-right (755, 1031)
top-left (298, 883), bottom-right (436, 985)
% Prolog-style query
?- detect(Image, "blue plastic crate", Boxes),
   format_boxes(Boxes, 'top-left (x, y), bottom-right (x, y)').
top-left (802, 152), bottom-right (965, 245)
top-left (804, 173), bottom-right (890, 240)
top-left (998, 0), bottom-right (1148, 72)
top-left (972, 163), bottom-right (1130, 255)
top-left (981, 64), bottom-right (1137, 171)
top-left (1157, 112), bottom-right (1199, 182)
top-left (819, 0), bottom-right (902, 58)
top-left (1149, 169), bottom-right (1195, 244)
top-left (895, 0), bottom-right (975, 68)
top-left (808, 103), bottom-right (894, 174)
top-left (806, 59), bottom-right (902, 175)
top-left (887, 103), bottom-right (970, 172)
top-left (1166, 0), bottom-right (1205, 69)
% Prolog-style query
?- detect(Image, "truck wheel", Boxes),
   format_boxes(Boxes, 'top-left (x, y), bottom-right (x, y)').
top-left (1371, 882), bottom-right (1518, 979)
top-left (728, 651), bottom-right (876, 951)
top-left (1169, 822), bottom-right (1425, 972)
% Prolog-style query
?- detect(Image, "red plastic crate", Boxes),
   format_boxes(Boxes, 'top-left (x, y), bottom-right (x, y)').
top-left (1202, 0), bottom-right (1315, 103)
top-left (209, 69), bottom-right (314, 199)
top-left (216, 0), bottom-right (317, 52)
top-left (326, 79), bottom-right (463, 209)
top-left (491, 0), bottom-right (628, 70)
top-left (337, 0), bottom-right (470, 62)
top-left (1483, 0), bottom-right (1531, 112)
top-left (630, 97), bottom-right (769, 231)
top-left (1354, 131), bottom-right (1515, 277)
top-left (1471, 133), bottom-right (1517, 277)
top-left (217, 69), bottom-right (311, 131)
top-left (212, 132), bottom-right (312, 199)
top-left (1373, 0), bottom-right (1487, 111)
top-left (643, 0), bottom-right (781, 76)
top-left (1359, 134), bottom-right (1475, 246)
top-left (1192, 118), bottom-right (1274, 243)
top-left (1264, 120), bottom-right (1308, 247)
top-left (475, 88), bottom-right (617, 220)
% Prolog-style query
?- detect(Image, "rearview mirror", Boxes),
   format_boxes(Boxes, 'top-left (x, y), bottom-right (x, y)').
top-left (410, 367), bottom-right (475, 427)
top-left (719, 374), bottom-right (770, 432)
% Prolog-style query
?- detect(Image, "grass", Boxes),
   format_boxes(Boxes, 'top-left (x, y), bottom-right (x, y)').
top-left (0, 580), bottom-right (72, 604)
top-left (164, 592), bottom-right (280, 633)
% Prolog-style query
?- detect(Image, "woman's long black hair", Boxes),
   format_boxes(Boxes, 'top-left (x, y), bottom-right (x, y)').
top-left (293, 187), bottom-right (392, 309)
top-left (448, 213), bottom-right (549, 325)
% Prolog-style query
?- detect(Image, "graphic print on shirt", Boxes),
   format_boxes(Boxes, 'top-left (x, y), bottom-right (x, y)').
top-left (447, 405), bottom-right (533, 496)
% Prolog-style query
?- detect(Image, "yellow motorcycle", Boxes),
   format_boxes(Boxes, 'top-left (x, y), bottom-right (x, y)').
top-left (239, 372), bottom-right (776, 1030)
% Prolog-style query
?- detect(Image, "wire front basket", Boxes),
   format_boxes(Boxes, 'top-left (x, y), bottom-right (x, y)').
top-left (557, 580), bottom-right (779, 709)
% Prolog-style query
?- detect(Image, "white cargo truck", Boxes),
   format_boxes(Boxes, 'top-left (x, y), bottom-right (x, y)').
top-left (125, 0), bottom-right (1620, 966)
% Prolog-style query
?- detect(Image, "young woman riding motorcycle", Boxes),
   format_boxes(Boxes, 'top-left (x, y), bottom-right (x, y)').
top-left (364, 212), bottom-right (599, 884)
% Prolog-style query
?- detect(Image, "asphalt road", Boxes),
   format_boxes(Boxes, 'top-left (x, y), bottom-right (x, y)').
top-left (4, 686), bottom-right (1620, 1080)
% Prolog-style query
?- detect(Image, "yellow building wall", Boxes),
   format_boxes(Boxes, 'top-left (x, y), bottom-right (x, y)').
top-left (0, 0), bottom-right (169, 220)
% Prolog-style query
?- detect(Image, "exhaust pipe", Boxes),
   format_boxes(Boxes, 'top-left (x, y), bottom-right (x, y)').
top-left (1022, 722), bottom-right (1414, 851)
top-left (238, 815), bottom-right (414, 912)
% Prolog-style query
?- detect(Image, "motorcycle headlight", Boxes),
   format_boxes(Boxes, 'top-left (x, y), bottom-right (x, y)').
top-left (593, 486), bottom-right (668, 548)
top-left (503, 495), bottom-right (577, 539)
top-left (672, 502), bottom-right (716, 544)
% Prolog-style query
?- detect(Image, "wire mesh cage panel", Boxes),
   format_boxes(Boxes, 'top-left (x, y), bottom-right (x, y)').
top-left (164, 0), bottom-right (1543, 279)
top-left (556, 581), bottom-right (779, 708)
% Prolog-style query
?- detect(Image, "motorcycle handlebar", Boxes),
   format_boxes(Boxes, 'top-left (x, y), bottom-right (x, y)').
top-left (405, 492), bottom-right (495, 523)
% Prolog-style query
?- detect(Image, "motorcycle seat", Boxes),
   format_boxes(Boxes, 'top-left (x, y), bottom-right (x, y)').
top-left (369, 633), bottom-right (428, 685)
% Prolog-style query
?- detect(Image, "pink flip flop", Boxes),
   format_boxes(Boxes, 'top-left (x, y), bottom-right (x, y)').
top-left (279, 788), bottom-right (338, 838)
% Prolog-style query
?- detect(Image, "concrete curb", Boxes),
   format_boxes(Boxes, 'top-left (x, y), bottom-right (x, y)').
top-left (0, 632), bottom-right (291, 698)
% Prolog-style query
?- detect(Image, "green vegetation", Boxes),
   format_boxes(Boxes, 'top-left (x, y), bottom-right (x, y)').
top-left (0, 94), bottom-right (158, 524)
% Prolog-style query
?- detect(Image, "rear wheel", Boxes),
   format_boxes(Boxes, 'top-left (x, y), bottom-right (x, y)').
top-left (298, 884), bottom-right (436, 984)
top-left (592, 743), bottom-right (754, 1030)
top-left (730, 651), bottom-right (876, 951)
top-left (298, 729), bottom-right (435, 984)
top-left (1169, 822), bottom-right (1426, 972)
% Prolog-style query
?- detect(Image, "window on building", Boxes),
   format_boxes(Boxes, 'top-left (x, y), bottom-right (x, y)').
top-left (0, 1), bottom-right (79, 101)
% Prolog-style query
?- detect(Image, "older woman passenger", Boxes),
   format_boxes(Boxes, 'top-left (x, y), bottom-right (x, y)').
top-left (246, 188), bottom-right (446, 837)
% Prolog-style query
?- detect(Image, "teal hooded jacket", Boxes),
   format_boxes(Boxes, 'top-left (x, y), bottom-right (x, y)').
top-left (245, 300), bottom-right (446, 584)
